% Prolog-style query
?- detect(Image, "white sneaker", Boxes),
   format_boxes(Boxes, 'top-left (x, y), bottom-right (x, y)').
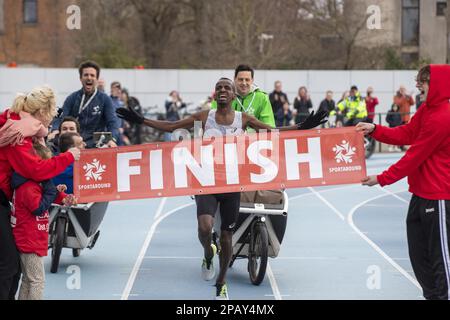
top-left (201, 244), bottom-right (217, 281)
top-left (215, 283), bottom-right (229, 300)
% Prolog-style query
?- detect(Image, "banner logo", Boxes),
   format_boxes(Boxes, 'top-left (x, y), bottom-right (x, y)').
top-left (83, 159), bottom-right (107, 182)
top-left (333, 140), bottom-right (356, 164)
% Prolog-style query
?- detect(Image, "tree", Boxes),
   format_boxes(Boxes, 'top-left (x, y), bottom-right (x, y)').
top-left (130, 0), bottom-right (190, 67)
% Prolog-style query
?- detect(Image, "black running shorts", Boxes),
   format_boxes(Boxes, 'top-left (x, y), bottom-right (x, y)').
top-left (195, 192), bottom-right (241, 231)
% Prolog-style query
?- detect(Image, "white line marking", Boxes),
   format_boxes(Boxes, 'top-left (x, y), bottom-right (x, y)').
top-left (144, 256), bottom-right (201, 259)
top-left (347, 190), bottom-right (421, 290)
top-left (153, 197), bottom-right (167, 220)
top-left (266, 263), bottom-right (282, 300)
top-left (308, 187), bottom-right (345, 220)
top-left (289, 185), bottom-right (358, 202)
top-left (376, 186), bottom-right (409, 204)
top-left (121, 202), bottom-right (195, 300)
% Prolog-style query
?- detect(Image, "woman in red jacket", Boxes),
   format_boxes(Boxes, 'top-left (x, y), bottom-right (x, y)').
top-left (357, 65), bottom-right (450, 300)
top-left (0, 86), bottom-right (80, 300)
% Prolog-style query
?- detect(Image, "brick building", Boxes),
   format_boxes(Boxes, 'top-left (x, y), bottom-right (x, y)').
top-left (0, 0), bottom-right (80, 67)
top-left (347, 0), bottom-right (448, 64)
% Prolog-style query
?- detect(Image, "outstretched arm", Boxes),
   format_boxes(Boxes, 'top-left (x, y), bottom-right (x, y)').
top-left (117, 106), bottom-right (208, 132)
top-left (244, 110), bottom-right (328, 132)
top-left (142, 113), bottom-right (202, 132)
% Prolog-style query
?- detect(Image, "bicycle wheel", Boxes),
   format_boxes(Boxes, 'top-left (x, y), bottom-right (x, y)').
top-left (50, 217), bottom-right (66, 273)
top-left (248, 222), bottom-right (269, 285)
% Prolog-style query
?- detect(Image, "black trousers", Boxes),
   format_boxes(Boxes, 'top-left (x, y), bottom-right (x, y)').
top-left (0, 200), bottom-right (20, 300)
top-left (407, 195), bottom-right (450, 300)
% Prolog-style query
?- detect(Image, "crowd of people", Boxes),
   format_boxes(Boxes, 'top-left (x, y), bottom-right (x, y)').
top-left (0, 60), bottom-right (447, 302)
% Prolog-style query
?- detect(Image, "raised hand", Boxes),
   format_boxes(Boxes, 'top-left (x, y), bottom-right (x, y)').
top-left (355, 122), bottom-right (375, 135)
top-left (297, 110), bottom-right (328, 130)
top-left (116, 107), bottom-right (144, 125)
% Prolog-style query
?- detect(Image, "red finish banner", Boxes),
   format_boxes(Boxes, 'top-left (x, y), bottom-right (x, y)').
top-left (74, 127), bottom-right (367, 203)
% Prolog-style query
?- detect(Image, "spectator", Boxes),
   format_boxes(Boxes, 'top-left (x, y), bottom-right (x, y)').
top-left (416, 92), bottom-right (423, 110)
top-left (210, 64), bottom-right (275, 133)
top-left (200, 95), bottom-right (214, 111)
top-left (275, 101), bottom-right (293, 127)
top-left (394, 85), bottom-right (415, 124)
top-left (97, 78), bottom-right (105, 93)
top-left (269, 81), bottom-right (289, 115)
top-left (121, 88), bottom-right (142, 145)
top-left (318, 90), bottom-right (335, 114)
top-left (52, 132), bottom-right (86, 194)
top-left (110, 82), bottom-right (126, 146)
top-left (293, 86), bottom-right (313, 123)
top-left (47, 116), bottom-right (80, 154)
top-left (11, 142), bottom-right (76, 300)
top-left (332, 91), bottom-right (349, 127)
top-left (164, 90), bottom-right (186, 141)
top-left (365, 87), bottom-right (379, 123)
top-left (0, 86), bottom-right (79, 300)
top-left (50, 60), bottom-right (119, 148)
top-left (385, 104), bottom-right (402, 152)
top-left (358, 65), bottom-right (450, 300)
top-left (110, 82), bottom-right (124, 109)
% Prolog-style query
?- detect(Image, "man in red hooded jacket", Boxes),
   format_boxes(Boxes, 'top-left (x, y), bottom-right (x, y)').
top-left (356, 65), bottom-right (450, 300)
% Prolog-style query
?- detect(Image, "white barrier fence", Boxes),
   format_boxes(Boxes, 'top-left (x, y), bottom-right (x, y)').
top-left (0, 68), bottom-right (419, 121)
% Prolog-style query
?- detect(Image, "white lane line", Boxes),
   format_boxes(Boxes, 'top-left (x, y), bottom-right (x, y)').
top-left (376, 186), bottom-right (409, 204)
top-left (308, 187), bottom-right (345, 220)
top-left (266, 263), bottom-right (282, 300)
top-left (144, 256), bottom-right (200, 259)
top-left (347, 190), bottom-right (421, 290)
top-left (289, 185), bottom-right (358, 202)
top-left (153, 197), bottom-right (167, 220)
top-left (121, 202), bottom-right (195, 300)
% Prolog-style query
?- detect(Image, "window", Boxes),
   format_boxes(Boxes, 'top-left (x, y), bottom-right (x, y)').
top-left (401, 52), bottom-right (419, 65)
top-left (0, 0), bottom-right (4, 33)
top-left (23, 0), bottom-right (37, 24)
top-left (437, 0), bottom-right (447, 16)
top-left (402, 0), bottom-right (420, 46)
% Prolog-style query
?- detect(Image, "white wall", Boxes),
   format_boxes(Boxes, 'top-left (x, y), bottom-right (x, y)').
top-left (0, 68), bottom-right (419, 123)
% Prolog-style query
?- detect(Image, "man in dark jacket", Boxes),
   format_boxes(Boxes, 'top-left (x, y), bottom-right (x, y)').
top-left (269, 81), bottom-right (289, 115)
top-left (51, 61), bottom-right (119, 148)
top-left (357, 65), bottom-right (450, 300)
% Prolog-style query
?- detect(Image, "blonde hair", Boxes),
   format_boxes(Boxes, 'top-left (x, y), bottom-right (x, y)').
top-left (32, 141), bottom-right (52, 160)
top-left (11, 85), bottom-right (57, 123)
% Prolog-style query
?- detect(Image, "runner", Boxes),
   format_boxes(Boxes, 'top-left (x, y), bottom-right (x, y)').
top-left (117, 78), bottom-right (327, 300)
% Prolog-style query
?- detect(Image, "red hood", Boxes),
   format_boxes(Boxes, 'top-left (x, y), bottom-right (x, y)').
top-left (426, 64), bottom-right (450, 107)
top-left (0, 109), bottom-right (20, 128)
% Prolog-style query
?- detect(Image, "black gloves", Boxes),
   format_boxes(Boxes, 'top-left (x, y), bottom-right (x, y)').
top-left (297, 110), bottom-right (328, 130)
top-left (116, 107), bottom-right (144, 125)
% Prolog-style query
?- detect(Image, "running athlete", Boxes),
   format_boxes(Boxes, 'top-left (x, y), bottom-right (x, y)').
top-left (117, 78), bottom-right (327, 300)
top-left (357, 65), bottom-right (450, 300)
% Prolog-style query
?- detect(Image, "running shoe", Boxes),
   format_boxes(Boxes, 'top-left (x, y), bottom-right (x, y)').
top-left (215, 283), bottom-right (229, 300)
top-left (201, 243), bottom-right (217, 281)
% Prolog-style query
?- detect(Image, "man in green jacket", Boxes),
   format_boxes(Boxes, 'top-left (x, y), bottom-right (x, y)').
top-left (211, 64), bottom-right (275, 131)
